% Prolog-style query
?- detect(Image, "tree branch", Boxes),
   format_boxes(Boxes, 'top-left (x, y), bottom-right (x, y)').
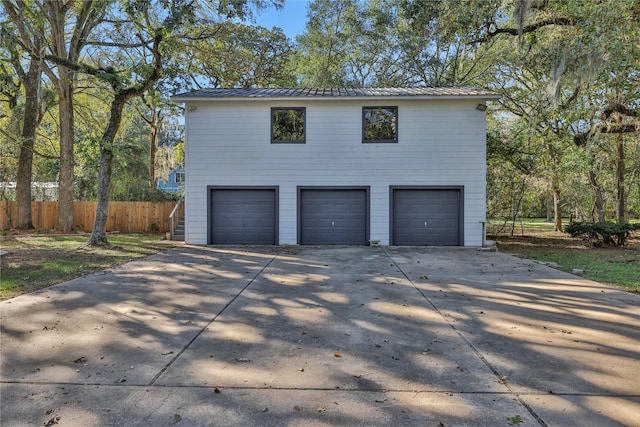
top-left (86, 40), bottom-right (150, 48)
top-left (602, 103), bottom-right (638, 119)
top-left (574, 123), bottom-right (639, 146)
top-left (42, 53), bottom-right (120, 85)
top-left (474, 16), bottom-right (577, 43)
top-left (600, 123), bottom-right (639, 133)
top-left (561, 85), bottom-right (580, 110)
top-left (116, 33), bottom-right (163, 100)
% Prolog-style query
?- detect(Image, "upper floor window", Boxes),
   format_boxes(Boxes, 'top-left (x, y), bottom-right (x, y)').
top-left (271, 107), bottom-right (305, 143)
top-left (363, 106), bottom-right (398, 143)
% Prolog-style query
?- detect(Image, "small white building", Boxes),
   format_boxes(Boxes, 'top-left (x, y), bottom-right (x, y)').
top-left (172, 87), bottom-right (499, 246)
top-left (0, 182), bottom-right (59, 201)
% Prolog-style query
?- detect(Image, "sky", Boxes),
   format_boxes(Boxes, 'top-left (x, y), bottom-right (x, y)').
top-left (255, 0), bottom-right (310, 40)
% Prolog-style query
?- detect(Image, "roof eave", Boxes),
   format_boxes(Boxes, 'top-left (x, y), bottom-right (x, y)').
top-left (171, 94), bottom-right (502, 103)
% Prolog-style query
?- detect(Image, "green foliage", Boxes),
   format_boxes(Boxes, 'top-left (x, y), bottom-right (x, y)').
top-left (507, 415), bottom-right (523, 425)
top-left (172, 22), bottom-right (295, 90)
top-left (565, 221), bottom-right (640, 247)
top-left (294, 0), bottom-right (357, 86)
top-left (471, 0), bottom-right (640, 224)
top-left (272, 108), bottom-right (305, 142)
top-left (2, 0), bottom-right (639, 229)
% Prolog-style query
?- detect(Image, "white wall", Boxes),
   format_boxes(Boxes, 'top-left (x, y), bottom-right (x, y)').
top-left (184, 98), bottom-right (487, 246)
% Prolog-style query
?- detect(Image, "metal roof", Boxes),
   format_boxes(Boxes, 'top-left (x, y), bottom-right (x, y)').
top-left (172, 87), bottom-right (500, 101)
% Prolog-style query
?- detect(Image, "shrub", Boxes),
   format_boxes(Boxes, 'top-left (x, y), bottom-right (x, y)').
top-left (565, 221), bottom-right (640, 247)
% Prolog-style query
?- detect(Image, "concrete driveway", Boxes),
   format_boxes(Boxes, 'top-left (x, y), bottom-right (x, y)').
top-left (1, 246), bottom-right (639, 426)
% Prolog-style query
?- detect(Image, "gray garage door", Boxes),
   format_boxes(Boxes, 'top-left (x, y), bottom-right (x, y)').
top-left (299, 189), bottom-right (368, 245)
top-left (210, 189), bottom-right (277, 244)
top-left (392, 189), bottom-right (461, 246)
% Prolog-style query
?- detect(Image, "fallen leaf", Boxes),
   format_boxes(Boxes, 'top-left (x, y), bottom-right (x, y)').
top-left (171, 414), bottom-right (182, 424)
top-left (44, 416), bottom-right (61, 426)
top-left (293, 405), bottom-right (300, 411)
top-left (161, 351), bottom-right (174, 355)
top-left (235, 358), bottom-right (251, 363)
top-left (316, 407), bottom-right (326, 412)
top-left (297, 368), bottom-right (305, 372)
top-left (214, 387), bottom-right (221, 394)
top-left (334, 352), bottom-right (341, 358)
top-left (375, 398), bottom-right (387, 403)
top-left (353, 374), bottom-right (362, 378)
top-left (73, 356), bottom-right (87, 363)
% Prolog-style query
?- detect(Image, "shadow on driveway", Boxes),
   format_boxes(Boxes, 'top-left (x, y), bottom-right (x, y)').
top-left (1, 246), bottom-right (639, 426)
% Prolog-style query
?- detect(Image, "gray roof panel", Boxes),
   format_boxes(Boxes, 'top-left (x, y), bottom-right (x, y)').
top-left (172, 87), bottom-right (500, 100)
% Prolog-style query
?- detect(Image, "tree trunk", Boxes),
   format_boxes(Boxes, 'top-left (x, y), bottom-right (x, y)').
top-left (149, 114), bottom-right (158, 190)
top-left (546, 191), bottom-right (553, 222)
top-left (616, 135), bottom-right (626, 223)
top-left (16, 56), bottom-right (41, 229)
top-left (509, 176), bottom-right (527, 236)
top-left (89, 147), bottom-right (114, 246)
top-left (588, 169), bottom-right (605, 222)
top-left (552, 180), bottom-right (563, 232)
top-left (88, 33), bottom-right (163, 246)
top-left (89, 97), bottom-right (127, 246)
top-left (57, 72), bottom-right (75, 232)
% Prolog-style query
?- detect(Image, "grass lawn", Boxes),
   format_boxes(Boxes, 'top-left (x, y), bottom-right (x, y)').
top-left (0, 233), bottom-right (167, 300)
top-left (489, 220), bottom-right (640, 294)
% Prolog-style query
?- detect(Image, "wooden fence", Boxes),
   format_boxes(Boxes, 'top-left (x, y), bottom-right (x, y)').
top-left (0, 201), bottom-right (177, 233)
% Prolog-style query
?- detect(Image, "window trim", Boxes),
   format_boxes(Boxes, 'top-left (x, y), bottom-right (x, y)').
top-left (271, 107), bottom-right (306, 144)
top-left (362, 106), bottom-right (398, 143)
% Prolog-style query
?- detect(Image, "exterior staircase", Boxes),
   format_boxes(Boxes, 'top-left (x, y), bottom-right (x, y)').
top-left (169, 196), bottom-right (185, 241)
top-left (172, 219), bottom-right (185, 241)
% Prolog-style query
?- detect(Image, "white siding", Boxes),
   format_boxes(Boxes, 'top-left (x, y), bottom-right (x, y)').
top-left (184, 99), bottom-right (487, 246)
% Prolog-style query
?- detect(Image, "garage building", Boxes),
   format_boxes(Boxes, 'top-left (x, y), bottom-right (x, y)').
top-left (172, 87), bottom-right (499, 246)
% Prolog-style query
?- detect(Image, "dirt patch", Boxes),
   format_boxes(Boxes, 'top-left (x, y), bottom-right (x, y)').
top-left (490, 228), bottom-right (640, 253)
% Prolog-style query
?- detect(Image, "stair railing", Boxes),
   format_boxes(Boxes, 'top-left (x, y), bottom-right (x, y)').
top-left (169, 196), bottom-right (185, 241)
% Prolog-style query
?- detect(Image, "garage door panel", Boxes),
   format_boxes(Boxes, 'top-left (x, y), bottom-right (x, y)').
top-left (300, 189), bottom-right (368, 245)
top-left (393, 189), bottom-right (461, 246)
top-left (210, 189), bottom-right (277, 245)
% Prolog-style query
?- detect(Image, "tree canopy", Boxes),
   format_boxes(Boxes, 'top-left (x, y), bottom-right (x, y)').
top-left (1, 0), bottom-right (638, 240)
